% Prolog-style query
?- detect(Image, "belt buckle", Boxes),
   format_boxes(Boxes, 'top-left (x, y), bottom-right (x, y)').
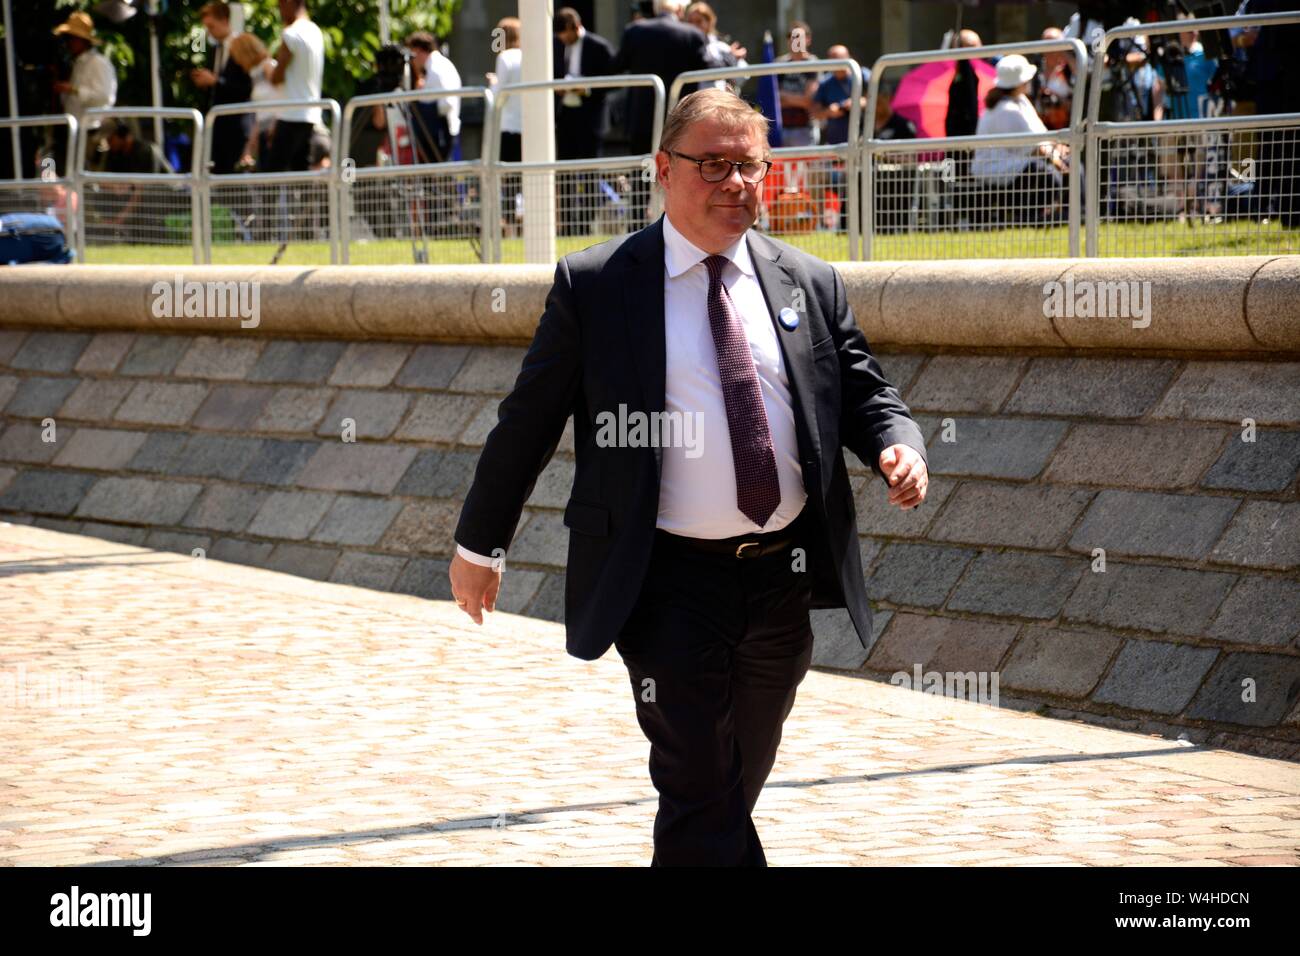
top-left (735, 541), bottom-right (760, 559)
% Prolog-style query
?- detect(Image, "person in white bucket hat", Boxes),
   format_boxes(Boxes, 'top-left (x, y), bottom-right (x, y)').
top-left (970, 52), bottom-right (1070, 224)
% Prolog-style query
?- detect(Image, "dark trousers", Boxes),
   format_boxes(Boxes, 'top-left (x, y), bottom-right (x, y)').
top-left (613, 508), bottom-right (816, 866)
top-left (264, 119), bottom-right (313, 172)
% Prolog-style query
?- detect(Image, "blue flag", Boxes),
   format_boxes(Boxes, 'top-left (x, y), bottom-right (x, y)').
top-left (757, 30), bottom-right (783, 149)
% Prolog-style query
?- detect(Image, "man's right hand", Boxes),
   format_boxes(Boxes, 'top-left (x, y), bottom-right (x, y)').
top-left (448, 552), bottom-right (501, 625)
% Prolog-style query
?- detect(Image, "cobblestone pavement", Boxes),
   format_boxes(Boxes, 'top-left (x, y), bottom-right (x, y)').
top-left (2, 522), bottom-right (1298, 867)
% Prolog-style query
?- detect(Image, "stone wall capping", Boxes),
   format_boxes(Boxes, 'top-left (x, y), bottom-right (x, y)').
top-left (1, 257), bottom-right (1295, 352)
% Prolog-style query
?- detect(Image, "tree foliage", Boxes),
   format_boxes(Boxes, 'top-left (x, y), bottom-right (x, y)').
top-left (36, 0), bottom-right (461, 112)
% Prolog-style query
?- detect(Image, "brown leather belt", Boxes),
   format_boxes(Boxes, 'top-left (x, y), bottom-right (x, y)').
top-left (655, 509), bottom-right (805, 560)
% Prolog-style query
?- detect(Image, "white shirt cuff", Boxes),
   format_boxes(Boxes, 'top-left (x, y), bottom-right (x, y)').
top-left (456, 543), bottom-right (503, 570)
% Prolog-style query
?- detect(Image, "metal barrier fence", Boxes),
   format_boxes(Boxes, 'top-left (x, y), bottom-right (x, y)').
top-left (1086, 10), bottom-right (1300, 258)
top-left (486, 75), bottom-right (664, 263)
top-left (0, 114), bottom-right (79, 254)
top-left (9, 13), bottom-right (1300, 266)
top-left (76, 107), bottom-right (203, 264)
top-left (201, 98), bottom-right (341, 265)
top-left (670, 60), bottom-right (863, 262)
top-left (340, 87), bottom-right (491, 265)
top-left (862, 37), bottom-right (1088, 260)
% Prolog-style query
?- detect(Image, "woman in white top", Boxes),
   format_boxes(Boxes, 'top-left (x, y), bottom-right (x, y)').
top-left (485, 17), bottom-right (523, 233)
top-left (684, 2), bottom-right (748, 91)
top-left (970, 54), bottom-right (1069, 224)
top-left (229, 33), bottom-right (282, 172)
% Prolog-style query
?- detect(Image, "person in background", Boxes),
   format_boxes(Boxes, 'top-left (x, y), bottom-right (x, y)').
top-left (1113, 30), bottom-right (1164, 122)
top-left (191, 1), bottom-right (251, 176)
top-left (1241, 0), bottom-right (1300, 228)
top-left (553, 7), bottom-right (617, 237)
top-left (348, 44), bottom-right (407, 169)
top-left (810, 45), bottom-right (869, 231)
top-left (91, 122), bottom-right (161, 241)
top-left (971, 54), bottom-right (1069, 225)
top-left (609, 0), bottom-right (710, 225)
top-left (229, 32), bottom-right (278, 242)
top-left (1033, 27), bottom-right (1075, 130)
top-left (407, 31), bottom-right (462, 165)
top-left (684, 2), bottom-right (747, 90)
top-left (775, 20), bottom-right (821, 148)
top-left (487, 17), bottom-right (524, 237)
top-left (231, 33), bottom-right (278, 172)
top-left (51, 11), bottom-right (117, 166)
top-left (874, 82), bottom-right (918, 143)
top-left (811, 45), bottom-right (868, 146)
top-left (945, 28), bottom-right (982, 139)
top-left (266, 0), bottom-right (325, 173)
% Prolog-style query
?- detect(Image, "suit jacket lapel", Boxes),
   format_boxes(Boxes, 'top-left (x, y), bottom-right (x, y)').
top-left (748, 230), bottom-right (822, 466)
top-left (622, 216), bottom-right (667, 476)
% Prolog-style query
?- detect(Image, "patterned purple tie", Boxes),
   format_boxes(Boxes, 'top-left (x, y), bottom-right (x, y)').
top-left (703, 254), bottom-right (782, 527)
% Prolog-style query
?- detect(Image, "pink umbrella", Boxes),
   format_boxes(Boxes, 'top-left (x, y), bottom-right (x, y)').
top-left (890, 59), bottom-right (998, 139)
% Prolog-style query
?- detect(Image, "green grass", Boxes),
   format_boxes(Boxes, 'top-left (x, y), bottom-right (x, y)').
top-left (78, 218), bottom-right (1299, 266)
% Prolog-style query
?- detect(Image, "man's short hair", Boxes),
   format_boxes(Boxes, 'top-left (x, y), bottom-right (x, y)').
top-left (659, 88), bottom-right (771, 160)
top-left (406, 31), bottom-right (436, 53)
top-left (554, 7), bottom-right (582, 33)
top-left (199, 1), bottom-right (230, 21)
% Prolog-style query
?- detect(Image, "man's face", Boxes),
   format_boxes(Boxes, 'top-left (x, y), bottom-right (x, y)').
top-left (202, 13), bottom-right (229, 41)
top-left (555, 26), bottom-right (577, 46)
top-left (410, 47), bottom-right (430, 71)
top-left (657, 117), bottom-right (765, 251)
top-left (64, 37), bottom-right (90, 58)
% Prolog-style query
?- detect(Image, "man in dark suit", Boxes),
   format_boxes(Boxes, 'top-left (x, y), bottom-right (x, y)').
top-left (608, 0), bottom-right (711, 224)
top-left (553, 7), bottom-right (617, 236)
top-left (450, 87), bottom-right (929, 866)
top-left (191, 2), bottom-right (252, 176)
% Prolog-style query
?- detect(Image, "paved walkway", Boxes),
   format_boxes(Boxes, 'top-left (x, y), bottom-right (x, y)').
top-left (2, 521), bottom-right (1299, 867)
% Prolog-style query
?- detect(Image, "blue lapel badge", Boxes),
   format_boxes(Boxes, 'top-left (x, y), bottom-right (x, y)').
top-left (778, 307), bottom-right (800, 331)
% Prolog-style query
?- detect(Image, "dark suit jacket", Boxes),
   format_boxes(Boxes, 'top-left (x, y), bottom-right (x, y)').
top-left (609, 13), bottom-right (710, 152)
top-left (455, 216), bottom-right (929, 662)
top-left (553, 30), bottom-right (617, 149)
top-left (207, 40), bottom-right (253, 174)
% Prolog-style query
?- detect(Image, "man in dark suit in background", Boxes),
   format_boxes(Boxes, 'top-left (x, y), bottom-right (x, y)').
top-left (608, 0), bottom-right (711, 224)
top-left (553, 7), bottom-right (617, 236)
top-left (191, 1), bottom-right (252, 176)
top-left (449, 87), bottom-right (929, 866)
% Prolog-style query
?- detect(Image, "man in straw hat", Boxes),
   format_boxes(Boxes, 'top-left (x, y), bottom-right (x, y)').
top-left (52, 12), bottom-right (118, 125)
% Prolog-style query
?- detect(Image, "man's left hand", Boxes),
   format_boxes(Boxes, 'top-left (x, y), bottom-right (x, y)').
top-left (879, 443), bottom-right (928, 510)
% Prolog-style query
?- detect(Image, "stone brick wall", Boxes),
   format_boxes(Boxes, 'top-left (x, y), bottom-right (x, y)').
top-left (2, 328), bottom-right (1298, 758)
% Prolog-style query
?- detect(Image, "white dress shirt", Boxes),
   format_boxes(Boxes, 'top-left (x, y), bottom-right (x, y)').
top-left (565, 25), bottom-right (586, 78)
top-left (424, 49), bottom-right (463, 138)
top-left (62, 48), bottom-right (117, 121)
top-left (456, 212), bottom-right (808, 569)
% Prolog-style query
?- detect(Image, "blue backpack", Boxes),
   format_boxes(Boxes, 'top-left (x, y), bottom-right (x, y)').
top-left (0, 212), bottom-right (74, 265)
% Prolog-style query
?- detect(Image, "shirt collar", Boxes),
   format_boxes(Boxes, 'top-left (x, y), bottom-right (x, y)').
top-left (662, 211), bottom-right (755, 280)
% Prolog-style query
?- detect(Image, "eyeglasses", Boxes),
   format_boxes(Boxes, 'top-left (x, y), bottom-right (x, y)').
top-left (669, 150), bottom-right (773, 184)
